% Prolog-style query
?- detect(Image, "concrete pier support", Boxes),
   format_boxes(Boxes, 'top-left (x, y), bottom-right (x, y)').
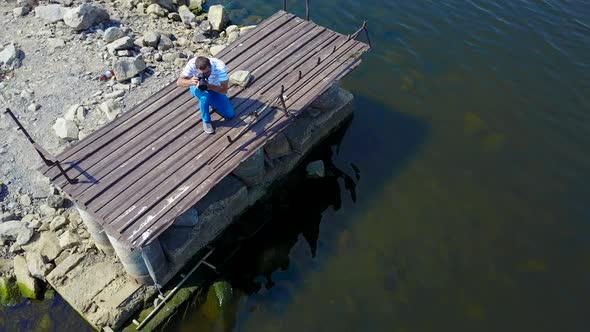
top-left (107, 235), bottom-right (169, 285)
top-left (75, 206), bottom-right (115, 255)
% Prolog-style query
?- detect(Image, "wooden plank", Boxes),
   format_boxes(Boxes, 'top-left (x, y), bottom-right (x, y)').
top-left (51, 91), bottom-right (195, 188)
top-left (64, 99), bottom-right (197, 198)
top-left (39, 82), bottom-right (179, 175)
top-left (91, 26), bottom-right (336, 219)
top-left (117, 38), bottom-right (365, 246)
top-left (131, 41), bottom-right (370, 248)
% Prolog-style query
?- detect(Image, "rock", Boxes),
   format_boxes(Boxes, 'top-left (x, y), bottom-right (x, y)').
top-left (58, 230), bottom-right (80, 249)
top-left (113, 57), bottom-right (146, 82)
top-left (225, 25), bottom-right (238, 35)
top-left (0, 44), bottom-right (19, 68)
top-left (49, 216), bottom-right (68, 231)
top-left (52, 118), bottom-right (79, 141)
top-left (131, 77), bottom-right (142, 86)
top-left (103, 27), bottom-right (125, 43)
top-left (25, 232), bottom-right (63, 262)
top-left (28, 219), bottom-right (42, 230)
top-left (146, 4), bottom-right (168, 17)
top-left (47, 195), bottom-right (65, 209)
top-left (232, 149), bottom-right (265, 186)
top-left (113, 83), bottom-right (131, 91)
top-left (306, 160), bottom-right (325, 178)
top-left (9, 243), bottom-right (23, 253)
top-left (15, 227), bottom-right (34, 246)
top-left (98, 99), bottom-right (122, 120)
top-left (162, 52), bottom-right (179, 63)
top-left (27, 103), bottom-right (40, 112)
top-left (20, 89), bottom-right (32, 100)
top-left (13, 7), bottom-right (30, 17)
top-left (0, 212), bottom-right (15, 223)
top-left (63, 4), bottom-right (109, 30)
top-left (13, 255), bottom-right (40, 299)
top-left (174, 208), bottom-right (198, 227)
top-left (208, 5), bottom-right (228, 31)
top-left (227, 31), bottom-right (239, 44)
top-left (168, 12), bottom-right (181, 21)
top-left (21, 214), bottom-right (38, 224)
top-left (39, 204), bottom-right (56, 217)
top-left (178, 5), bottom-right (197, 26)
top-left (19, 194), bottom-right (32, 207)
top-left (264, 132), bottom-right (291, 159)
top-left (117, 49), bottom-right (133, 57)
top-left (35, 5), bottom-right (65, 23)
top-left (26, 251), bottom-right (50, 280)
top-left (0, 276), bottom-right (22, 306)
top-left (199, 20), bottom-right (211, 33)
top-left (143, 31), bottom-right (161, 48)
top-left (0, 220), bottom-right (26, 242)
top-left (229, 70), bottom-right (251, 87)
top-left (47, 38), bottom-right (66, 50)
top-left (107, 36), bottom-right (134, 55)
top-left (209, 45), bottom-right (226, 56)
top-left (188, 0), bottom-right (205, 11)
top-left (158, 35), bottom-right (174, 51)
top-left (193, 32), bottom-right (208, 43)
top-left (104, 90), bottom-right (125, 99)
top-left (151, 0), bottom-right (175, 12)
top-left (64, 104), bottom-right (83, 121)
top-left (239, 25), bottom-right (256, 35)
top-left (212, 280), bottom-right (233, 307)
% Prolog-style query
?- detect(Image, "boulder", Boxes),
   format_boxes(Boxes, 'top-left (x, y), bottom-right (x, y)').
top-left (107, 36), bottom-right (134, 55)
top-left (24, 232), bottom-right (63, 262)
top-left (229, 70), bottom-right (251, 87)
top-left (104, 27), bottom-right (125, 43)
top-left (306, 160), bottom-right (325, 178)
top-left (52, 118), bottom-right (79, 141)
top-left (27, 103), bottom-right (40, 112)
top-left (193, 32), bottom-right (208, 43)
top-left (15, 227), bottom-right (34, 246)
top-left (14, 255), bottom-right (40, 299)
top-left (0, 212), bottom-right (16, 222)
top-left (239, 25), bottom-right (256, 35)
top-left (26, 251), bottom-right (51, 280)
top-left (0, 276), bottom-right (22, 306)
top-left (63, 4), bottom-right (109, 30)
top-left (146, 4), bottom-right (168, 17)
top-left (225, 25), bottom-right (238, 35)
top-left (58, 230), bottom-right (80, 249)
top-left (98, 99), bottom-right (123, 120)
top-left (199, 20), bottom-right (211, 33)
top-left (209, 45), bottom-right (226, 56)
top-left (232, 149), bottom-right (265, 186)
top-left (49, 216), bottom-right (68, 231)
top-left (19, 194), bottom-right (32, 206)
top-left (47, 194), bottom-right (64, 208)
top-left (35, 5), bottom-right (65, 23)
top-left (162, 52), bottom-right (179, 63)
top-left (0, 220), bottom-right (26, 242)
top-left (143, 31), bottom-right (161, 48)
top-left (147, 0), bottom-right (175, 12)
top-left (13, 7), bottom-right (30, 17)
top-left (188, 0), bottom-right (205, 11)
top-left (114, 57), bottom-right (146, 82)
top-left (158, 35), bottom-right (174, 51)
top-left (208, 5), bottom-right (228, 31)
top-left (264, 132), bottom-right (291, 159)
top-left (64, 104), bottom-right (83, 121)
top-left (227, 30), bottom-right (239, 44)
top-left (178, 5), bottom-right (197, 26)
top-left (39, 204), bottom-right (57, 217)
top-left (168, 12), bottom-right (181, 21)
top-left (0, 44), bottom-right (19, 68)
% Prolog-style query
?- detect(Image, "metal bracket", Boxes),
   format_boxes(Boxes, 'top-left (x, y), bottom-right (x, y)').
top-left (4, 108), bottom-right (78, 184)
top-left (351, 21), bottom-right (372, 49)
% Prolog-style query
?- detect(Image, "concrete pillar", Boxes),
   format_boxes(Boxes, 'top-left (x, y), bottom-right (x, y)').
top-left (75, 205), bottom-right (115, 255)
top-left (232, 148), bottom-right (265, 186)
top-left (107, 235), bottom-right (168, 285)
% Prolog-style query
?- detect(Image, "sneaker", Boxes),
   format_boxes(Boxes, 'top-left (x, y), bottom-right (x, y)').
top-left (203, 122), bottom-right (215, 134)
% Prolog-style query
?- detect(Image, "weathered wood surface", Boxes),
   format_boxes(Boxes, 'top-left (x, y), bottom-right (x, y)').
top-left (39, 10), bottom-right (369, 249)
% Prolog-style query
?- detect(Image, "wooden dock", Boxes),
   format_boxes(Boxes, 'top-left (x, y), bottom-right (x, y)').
top-left (38, 10), bottom-right (369, 250)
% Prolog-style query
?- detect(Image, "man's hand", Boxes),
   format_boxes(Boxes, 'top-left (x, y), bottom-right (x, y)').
top-left (190, 77), bottom-right (199, 86)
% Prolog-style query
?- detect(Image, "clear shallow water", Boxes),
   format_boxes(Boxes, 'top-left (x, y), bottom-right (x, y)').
top-left (4, 0), bottom-right (590, 331)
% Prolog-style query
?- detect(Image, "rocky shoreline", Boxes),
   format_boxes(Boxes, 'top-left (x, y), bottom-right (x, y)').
top-left (0, 0), bottom-right (256, 306)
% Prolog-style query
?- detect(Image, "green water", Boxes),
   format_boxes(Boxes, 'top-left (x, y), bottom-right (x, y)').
top-left (173, 0), bottom-right (590, 331)
top-left (4, 0), bottom-right (590, 331)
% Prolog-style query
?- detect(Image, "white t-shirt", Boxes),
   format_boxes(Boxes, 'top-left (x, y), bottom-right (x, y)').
top-left (181, 57), bottom-right (228, 86)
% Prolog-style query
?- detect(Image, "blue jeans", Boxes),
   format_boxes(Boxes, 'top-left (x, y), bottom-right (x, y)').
top-left (189, 86), bottom-right (235, 124)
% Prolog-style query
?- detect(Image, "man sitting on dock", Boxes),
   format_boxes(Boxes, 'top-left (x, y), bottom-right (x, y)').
top-left (177, 56), bottom-right (235, 134)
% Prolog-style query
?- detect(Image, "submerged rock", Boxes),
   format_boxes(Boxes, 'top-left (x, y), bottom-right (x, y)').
top-left (0, 276), bottom-right (23, 306)
top-left (212, 280), bottom-right (233, 307)
top-left (306, 160), bottom-right (325, 178)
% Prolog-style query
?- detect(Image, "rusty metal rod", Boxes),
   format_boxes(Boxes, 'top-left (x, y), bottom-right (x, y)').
top-left (283, 0), bottom-right (286, 11)
top-left (306, 0), bottom-right (310, 20)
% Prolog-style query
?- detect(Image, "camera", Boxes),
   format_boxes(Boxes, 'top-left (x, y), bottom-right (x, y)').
top-left (197, 73), bottom-right (208, 91)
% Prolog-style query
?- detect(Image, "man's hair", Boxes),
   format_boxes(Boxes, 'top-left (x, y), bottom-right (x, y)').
top-left (195, 56), bottom-right (211, 70)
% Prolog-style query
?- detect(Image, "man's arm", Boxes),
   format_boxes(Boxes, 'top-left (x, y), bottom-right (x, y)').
top-left (177, 75), bottom-right (198, 88)
top-left (207, 80), bottom-right (229, 95)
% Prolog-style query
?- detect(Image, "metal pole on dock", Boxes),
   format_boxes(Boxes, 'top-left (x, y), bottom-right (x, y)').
top-left (306, 0), bottom-right (310, 20)
top-left (283, 0), bottom-right (286, 11)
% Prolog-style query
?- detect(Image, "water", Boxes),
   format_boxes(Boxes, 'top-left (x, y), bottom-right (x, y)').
top-left (4, 0), bottom-right (590, 331)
